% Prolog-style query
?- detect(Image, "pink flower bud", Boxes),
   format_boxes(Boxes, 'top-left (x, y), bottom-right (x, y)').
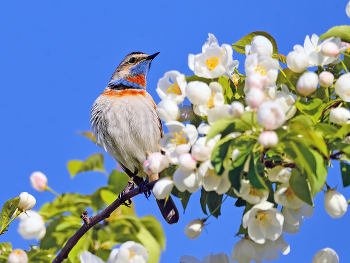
top-left (297, 72), bottom-right (319, 96)
top-left (286, 45), bottom-right (309, 73)
top-left (229, 101), bottom-right (244, 118)
top-left (8, 249), bottom-right (28, 263)
top-left (143, 153), bottom-right (169, 175)
top-left (258, 131), bottom-right (279, 147)
top-left (245, 88), bottom-right (266, 108)
top-left (244, 73), bottom-right (266, 92)
top-left (184, 219), bottom-right (204, 240)
top-left (18, 192), bottom-right (36, 211)
top-left (30, 171), bottom-right (47, 192)
top-left (319, 71), bottom-right (334, 87)
top-left (257, 102), bottom-right (286, 130)
top-left (178, 105), bottom-right (195, 122)
top-left (322, 41), bottom-right (340, 57)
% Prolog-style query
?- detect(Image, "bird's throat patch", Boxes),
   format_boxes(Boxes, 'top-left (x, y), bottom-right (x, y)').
top-left (102, 89), bottom-right (146, 98)
top-left (126, 75), bottom-right (146, 88)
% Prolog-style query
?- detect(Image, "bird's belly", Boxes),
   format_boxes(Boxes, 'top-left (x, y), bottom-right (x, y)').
top-left (103, 95), bottom-right (161, 177)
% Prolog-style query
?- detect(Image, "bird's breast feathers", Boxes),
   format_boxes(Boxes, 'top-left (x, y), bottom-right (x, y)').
top-left (90, 88), bottom-right (162, 177)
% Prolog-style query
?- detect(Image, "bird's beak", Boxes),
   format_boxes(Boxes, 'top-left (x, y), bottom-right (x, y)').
top-left (146, 52), bottom-right (160, 61)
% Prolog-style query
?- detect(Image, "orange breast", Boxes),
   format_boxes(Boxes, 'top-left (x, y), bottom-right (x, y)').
top-left (101, 89), bottom-right (146, 98)
top-left (126, 75), bottom-right (146, 88)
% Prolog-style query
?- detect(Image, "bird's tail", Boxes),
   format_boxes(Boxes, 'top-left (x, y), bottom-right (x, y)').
top-left (155, 195), bottom-right (179, 224)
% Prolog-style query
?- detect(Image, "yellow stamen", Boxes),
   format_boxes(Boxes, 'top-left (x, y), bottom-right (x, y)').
top-left (249, 187), bottom-right (260, 197)
top-left (167, 83), bottom-right (182, 95)
top-left (255, 210), bottom-right (272, 227)
top-left (232, 73), bottom-right (239, 87)
top-left (284, 187), bottom-right (296, 200)
top-left (255, 63), bottom-right (267, 76)
top-left (315, 46), bottom-right (319, 52)
top-left (206, 57), bottom-right (219, 71)
top-left (171, 131), bottom-right (188, 146)
top-left (207, 93), bottom-right (216, 108)
top-left (129, 250), bottom-right (135, 260)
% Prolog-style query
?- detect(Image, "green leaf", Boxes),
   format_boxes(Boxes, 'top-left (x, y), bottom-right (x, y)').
top-left (140, 215), bottom-right (166, 250)
top-left (200, 188), bottom-right (208, 215)
top-left (341, 161), bottom-right (350, 187)
top-left (289, 169), bottom-right (313, 206)
top-left (136, 227), bottom-right (161, 263)
top-left (229, 164), bottom-right (244, 192)
top-left (100, 189), bottom-right (118, 205)
top-left (207, 116), bottom-right (251, 141)
top-left (295, 98), bottom-right (323, 123)
top-left (190, 115), bottom-right (202, 128)
top-left (232, 31), bottom-right (278, 58)
top-left (278, 54), bottom-right (287, 64)
top-left (319, 25), bottom-right (350, 43)
top-left (247, 155), bottom-right (268, 191)
top-left (276, 68), bottom-right (301, 91)
top-left (207, 192), bottom-right (223, 218)
top-left (218, 76), bottom-right (234, 104)
top-left (314, 123), bottom-right (338, 135)
top-left (67, 153), bottom-right (106, 178)
top-left (211, 137), bottom-right (234, 176)
top-left (1, 197), bottom-right (20, 229)
top-left (108, 169), bottom-right (130, 194)
top-left (185, 75), bottom-right (212, 84)
top-left (171, 188), bottom-right (191, 212)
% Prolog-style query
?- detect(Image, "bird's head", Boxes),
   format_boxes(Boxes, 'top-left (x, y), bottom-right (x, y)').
top-left (108, 52), bottom-right (160, 89)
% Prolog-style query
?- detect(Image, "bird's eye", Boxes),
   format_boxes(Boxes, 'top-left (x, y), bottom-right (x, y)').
top-left (128, 57), bottom-right (136, 64)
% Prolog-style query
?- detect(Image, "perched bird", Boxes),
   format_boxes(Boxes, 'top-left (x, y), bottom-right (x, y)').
top-left (90, 52), bottom-right (179, 224)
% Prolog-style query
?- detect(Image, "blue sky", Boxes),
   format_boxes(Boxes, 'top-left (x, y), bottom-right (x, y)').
top-left (1, 1), bottom-right (350, 262)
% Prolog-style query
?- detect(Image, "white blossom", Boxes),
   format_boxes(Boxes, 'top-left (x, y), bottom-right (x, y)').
top-left (156, 70), bottom-right (187, 104)
top-left (208, 104), bottom-right (231, 125)
top-left (18, 192), bottom-right (36, 211)
top-left (253, 234), bottom-right (290, 262)
top-left (186, 81), bottom-right (212, 106)
top-left (322, 41), bottom-right (340, 57)
top-left (188, 33), bottom-right (238, 79)
top-left (8, 249), bottom-right (28, 263)
top-left (347, 1), bottom-right (350, 18)
top-left (179, 255), bottom-right (202, 263)
top-left (193, 82), bottom-right (225, 117)
top-left (159, 121), bottom-right (198, 163)
top-left (286, 45), bottom-right (309, 73)
top-left (319, 71), bottom-right (334, 87)
top-left (282, 203), bottom-right (314, 234)
top-left (152, 177), bottom-right (174, 199)
top-left (335, 73), bottom-right (350, 102)
top-left (243, 201), bottom-right (284, 244)
top-left (234, 179), bottom-right (268, 205)
top-left (244, 73), bottom-right (266, 93)
top-left (202, 252), bottom-right (231, 263)
top-left (297, 72), bottom-right (319, 96)
top-left (245, 54), bottom-right (279, 86)
top-left (324, 189), bottom-right (348, 218)
top-left (267, 166), bottom-right (291, 183)
top-left (184, 219), bottom-right (204, 240)
top-left (179, 153), bottom-right (197, 171)
top-left (173, 167), bottom-right (202, 193)
top-left (257, 101), bottom-right (286, 130)
top-left (17, 210), bottom-right (46, 240)
top-left (143, 152), bottom-right (169, 175)
top-left (274, 84), bottom-right (297, 120)
top-left (80, 251), bottom-right (104, 263)
top-left (312, 248), bottom-right (339, 263)
top-left (191, 136), bottom-right (220, 162)
top-left (275, 183), bottom-right (304, 209)
top-left (106, 241), bottom-right (148, 263)
top-left (246, 36), bottom-right (273, 58)
top-left (197, 123), bottom-right (211, 135)
top-left (230, 238), bottom-right (256, 263)
top-left (245, 88), bottom-right (266, 108)
top-left (156, 99), bottom-right (180, 122)
top-left (329, 107), bottom-right (350, 124)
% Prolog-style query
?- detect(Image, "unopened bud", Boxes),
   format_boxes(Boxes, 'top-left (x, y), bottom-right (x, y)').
top-left (297, 72), bottom-right (319, 96)
top-left (178, 105), bottom-right (195, 122)
top-left (30, 171), bottom-right (47, 192)
top-left (319, 71), bottom-right (334, 87)
top-left (322, 42), bottom-right (340, 57)
top-left (258, 131), bottom-right (279, 147)
top-left (184, 219), bottom-right (204, 240)
top-left (8, 249), bottom-right (28, 263)
top-left (18, 192), bottom-right (36, 211)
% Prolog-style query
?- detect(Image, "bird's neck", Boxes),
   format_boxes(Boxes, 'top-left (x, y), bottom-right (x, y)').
top-left (108, 74), bottom-right (146, 90)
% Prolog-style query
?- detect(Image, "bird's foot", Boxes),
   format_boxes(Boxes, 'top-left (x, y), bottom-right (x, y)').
top-left (139, 175), bottom-right (151, 199)
top-left (119, 178), bottom-right (135, 207)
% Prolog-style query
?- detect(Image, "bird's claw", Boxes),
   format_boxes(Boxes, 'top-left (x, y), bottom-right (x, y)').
top-left (139, 175), bottom-right (151, 199)
top-left (119, 178), bottom-right (135, 207)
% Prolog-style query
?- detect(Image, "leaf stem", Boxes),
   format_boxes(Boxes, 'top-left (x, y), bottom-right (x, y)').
top-left (45, 186), bottom-right (60, 197)
top-left (0, 210), bottom-right (21, 235)
top-left (279, 66), bottom-right (296, 92)
top-left (204, 195), bottom-right (228, 221)
top-left (340, 60), bottom-right (349, 73)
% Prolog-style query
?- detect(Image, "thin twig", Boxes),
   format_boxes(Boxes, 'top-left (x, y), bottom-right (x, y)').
top-left (52, 180), bottom-right (156, 263)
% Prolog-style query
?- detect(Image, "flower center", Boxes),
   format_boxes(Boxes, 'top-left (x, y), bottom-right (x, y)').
top-left (207, 93), bottom-right (216, 108)
top-left (14, 249), bottom-right (22, 255)
top-left (206, 57), bottom-right (219, 71)
top-left (315, 46), bottom-right (319, 52)
top-left (255, 63), bottom-right (267, 76)
top-left (249, 187), bottom-right (260, 197)
top-left (167, 83), bottom-right (182, 95)
top-left (255, 210), bottom-right (272, 227)
top-left (208, 170), bottom-right (219, 180)
top-left (231, 73), bottom-right (239, 87)
top-left (129, 250), bottom-right (135, 260)
top-left (171, 131), bottom-right (188, 145)
top-left (283, 187), bottom-right (296, 200)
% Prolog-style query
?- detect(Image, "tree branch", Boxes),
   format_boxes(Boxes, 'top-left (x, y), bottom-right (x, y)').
top-left (52, 180), bottom-right (156, 263)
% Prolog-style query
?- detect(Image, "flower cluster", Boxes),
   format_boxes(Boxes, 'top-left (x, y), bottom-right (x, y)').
top-left (147, 27), bottom-right (350, 262)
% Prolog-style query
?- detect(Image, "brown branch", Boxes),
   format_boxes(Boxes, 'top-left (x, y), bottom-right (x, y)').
top-left (52, 180), bottom-right (156, 263)
top-left (329, 151), bottom-right (344, 159)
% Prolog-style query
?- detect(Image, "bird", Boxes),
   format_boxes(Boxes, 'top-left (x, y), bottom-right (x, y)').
top-left (90, 52), bottom-right (179, 224)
